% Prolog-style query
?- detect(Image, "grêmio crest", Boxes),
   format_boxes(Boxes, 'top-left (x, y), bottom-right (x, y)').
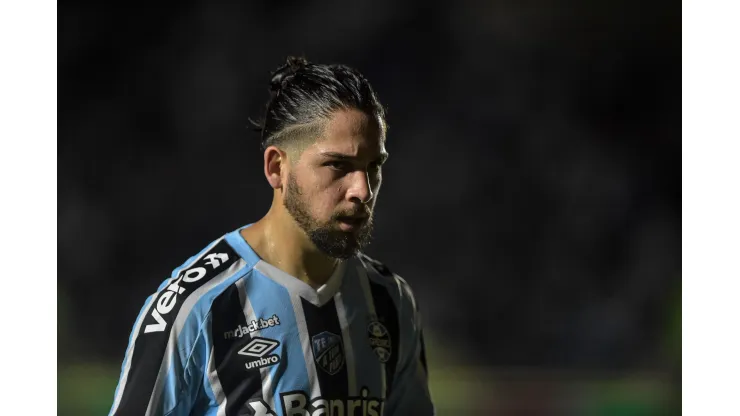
top-left (367, 321), bottom-right (392, 363)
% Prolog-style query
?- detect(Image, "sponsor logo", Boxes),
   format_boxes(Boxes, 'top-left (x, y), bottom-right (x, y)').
top-left (144, 252), bottom-right (230, 334)
top-left (239, 337), bottom-right (280, 370)
top-left (204, 253), bottom-right (229, 268)
top-left (247, 387), bottom-right (384, 416)
top-left (224, 314), bottom-right (281, 339)
top-left (367, 321), bottom-right (392, 363)
top-left (312, 331), bottom-right (345, 375)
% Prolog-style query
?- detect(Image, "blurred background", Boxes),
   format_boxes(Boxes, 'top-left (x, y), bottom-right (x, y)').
top-left (58, 1), bottom-right (680, 414)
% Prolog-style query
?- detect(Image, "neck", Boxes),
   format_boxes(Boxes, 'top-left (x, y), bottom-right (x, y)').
top-left (241, 205), bottom-right (340, 289)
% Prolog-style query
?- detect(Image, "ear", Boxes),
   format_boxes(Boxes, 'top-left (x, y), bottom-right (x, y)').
top-left (263, 145), bottom-right (286, 189)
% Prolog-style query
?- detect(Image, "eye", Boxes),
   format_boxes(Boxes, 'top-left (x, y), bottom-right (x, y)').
top-left (325, 161), bottom-right (349, 171)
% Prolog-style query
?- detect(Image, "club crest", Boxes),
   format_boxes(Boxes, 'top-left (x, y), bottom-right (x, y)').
top-left (367, 321), bottom-right (392, 363)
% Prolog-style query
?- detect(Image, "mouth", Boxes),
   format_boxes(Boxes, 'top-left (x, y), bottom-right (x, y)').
top-left (336, 216), bottom-right (366, 231)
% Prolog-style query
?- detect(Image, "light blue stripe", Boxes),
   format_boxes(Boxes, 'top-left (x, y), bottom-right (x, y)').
top-left (224, 225), bottom-right (261, 265)
top-left (246, 272), bottom-right (310, 416)
top-left (155, 256), bottom-right (252, 413)
top-left (199, 314), bottom-right (218, 413)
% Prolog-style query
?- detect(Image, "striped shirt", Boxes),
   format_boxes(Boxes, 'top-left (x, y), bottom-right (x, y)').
top-left (108, 225), bottom-right (434, 416)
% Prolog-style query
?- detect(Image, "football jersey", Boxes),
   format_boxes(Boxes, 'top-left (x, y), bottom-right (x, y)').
top-left (108, 225), bottom-right (434, 416)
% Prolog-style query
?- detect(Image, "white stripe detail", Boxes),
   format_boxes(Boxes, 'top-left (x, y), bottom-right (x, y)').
top-left (334, 291), bottom-right (357, 396)
top-left (260, 366), bottom-right (275, 411)
top-left (207, 342), bottom-right (228, 416)
top-left (145, 258), bottom-right (248, 415)
top-left (357, 265), bottom-right (377, 316)
top-left (236, 278), bottom-right (277, 412)
top-left (110, 237), bottom-right (225, 415)
top-left (253, 260), bottom-right (345, 306)
top-left (291, 293), bottom-right (323, 399)
top-left (357, 265), bottom-right (386, 400)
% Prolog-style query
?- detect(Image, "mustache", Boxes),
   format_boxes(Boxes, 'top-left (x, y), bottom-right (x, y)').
top-left (333, 208), bottom-right (372, 219)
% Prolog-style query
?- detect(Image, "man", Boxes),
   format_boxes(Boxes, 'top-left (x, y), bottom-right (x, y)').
top-left (109, 57), bottom-right (434, 416)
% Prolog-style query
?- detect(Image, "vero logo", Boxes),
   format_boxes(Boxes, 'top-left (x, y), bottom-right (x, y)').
top-left (144, 252), bottom-right (230, 334)
top-left (204, 253), bottom-right (229, 268)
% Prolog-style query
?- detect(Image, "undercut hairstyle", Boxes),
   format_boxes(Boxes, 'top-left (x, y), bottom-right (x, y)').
top-left (250, 56), bottom-right (387, 157)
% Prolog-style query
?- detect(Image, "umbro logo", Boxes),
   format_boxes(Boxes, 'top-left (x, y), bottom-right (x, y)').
top-left (239, 337), bottom-right (280, 370)
top-left (239, 337), bottom-right (279, 357)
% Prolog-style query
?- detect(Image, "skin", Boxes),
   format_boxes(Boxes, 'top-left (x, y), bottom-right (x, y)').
top-left (241, 108), bottom-right (388, 289)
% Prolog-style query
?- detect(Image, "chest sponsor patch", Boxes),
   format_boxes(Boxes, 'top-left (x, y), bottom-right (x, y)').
top-left (248, 387), bottom-right (384, 416)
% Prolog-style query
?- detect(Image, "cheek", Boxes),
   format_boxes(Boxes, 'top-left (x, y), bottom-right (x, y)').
top-left (327, 184), bottom-right (348, 208)
top-left (306, 182), bottom-right (345, 218)
top-left (314, 194), bottom-right (337, 214)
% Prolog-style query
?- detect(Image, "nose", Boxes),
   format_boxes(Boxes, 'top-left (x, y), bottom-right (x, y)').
top-left (346, 170), bottom-right (373, 204)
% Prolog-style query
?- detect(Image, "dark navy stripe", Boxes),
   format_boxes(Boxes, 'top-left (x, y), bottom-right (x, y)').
top-left (114, 239), bottom-right (237, 415)
top-left (301, 297), bottom-right (349, 399)
top-left (211, 283), bottom-right (263, 416)
top-left (367, 279), bottom-right (400, 399)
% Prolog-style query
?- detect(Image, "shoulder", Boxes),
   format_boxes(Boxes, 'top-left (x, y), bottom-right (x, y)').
top-left (112, 235), bottom-right (252, 415)
top-left (356, 253), bottom-right (420, 314)
top-left (143, 235), bottom-right (249, 335)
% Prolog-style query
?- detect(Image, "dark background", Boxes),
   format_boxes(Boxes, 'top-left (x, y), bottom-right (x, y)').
top-left (58, 1), bottom-right (680, 414)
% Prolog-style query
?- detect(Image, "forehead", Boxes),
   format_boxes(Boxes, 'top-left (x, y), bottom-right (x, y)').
top-left (308, 109), bottom-right (384, 156)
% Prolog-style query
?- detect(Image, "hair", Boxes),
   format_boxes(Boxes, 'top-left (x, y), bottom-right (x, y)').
top-left (250, 56), bottom-right (387, 155)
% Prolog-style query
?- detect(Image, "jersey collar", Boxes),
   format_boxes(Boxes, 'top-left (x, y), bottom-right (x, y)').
top-left (254, 259), bottom-right (345, 307)
top-left (227, 224), bottom-right (347, 307)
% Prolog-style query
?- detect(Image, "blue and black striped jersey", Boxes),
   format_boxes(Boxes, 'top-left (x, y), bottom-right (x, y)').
top-left (109, 224), bottom-right (434, 416)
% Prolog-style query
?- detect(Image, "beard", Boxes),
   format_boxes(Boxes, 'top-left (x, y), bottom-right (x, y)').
top-left (283, 172), bottom-right (374, 259)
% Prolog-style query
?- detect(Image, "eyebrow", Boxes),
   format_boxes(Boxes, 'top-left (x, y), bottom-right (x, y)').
top-left (320, 151), bottom-right (389, 164)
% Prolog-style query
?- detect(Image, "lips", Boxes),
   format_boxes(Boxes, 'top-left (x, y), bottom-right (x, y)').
top-left (337, 216), bottom-right (366, 231)
top-left (338, 216), bottom-right (365, 224)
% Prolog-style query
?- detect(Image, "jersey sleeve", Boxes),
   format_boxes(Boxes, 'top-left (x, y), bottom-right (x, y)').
top-left (109, 237), bottom-right (242, 416)
top-left (384, 277), bottom-right (435, 415)
top-left (108, 287), bottom-right (205, 416)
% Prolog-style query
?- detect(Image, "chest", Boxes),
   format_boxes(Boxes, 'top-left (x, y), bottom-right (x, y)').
top-left (207, 290), bottom-right (399, 415)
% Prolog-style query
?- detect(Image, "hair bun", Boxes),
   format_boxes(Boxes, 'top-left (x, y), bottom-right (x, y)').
top-left (270, 56), bottom-right (310, 92)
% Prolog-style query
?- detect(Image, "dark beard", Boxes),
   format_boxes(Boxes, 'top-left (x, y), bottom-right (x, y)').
top-left (283, 172), bottom-right (374, 259)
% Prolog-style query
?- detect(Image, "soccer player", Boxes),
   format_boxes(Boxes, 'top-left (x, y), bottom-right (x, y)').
top-left (108, 57), bottom-right (434, 416)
